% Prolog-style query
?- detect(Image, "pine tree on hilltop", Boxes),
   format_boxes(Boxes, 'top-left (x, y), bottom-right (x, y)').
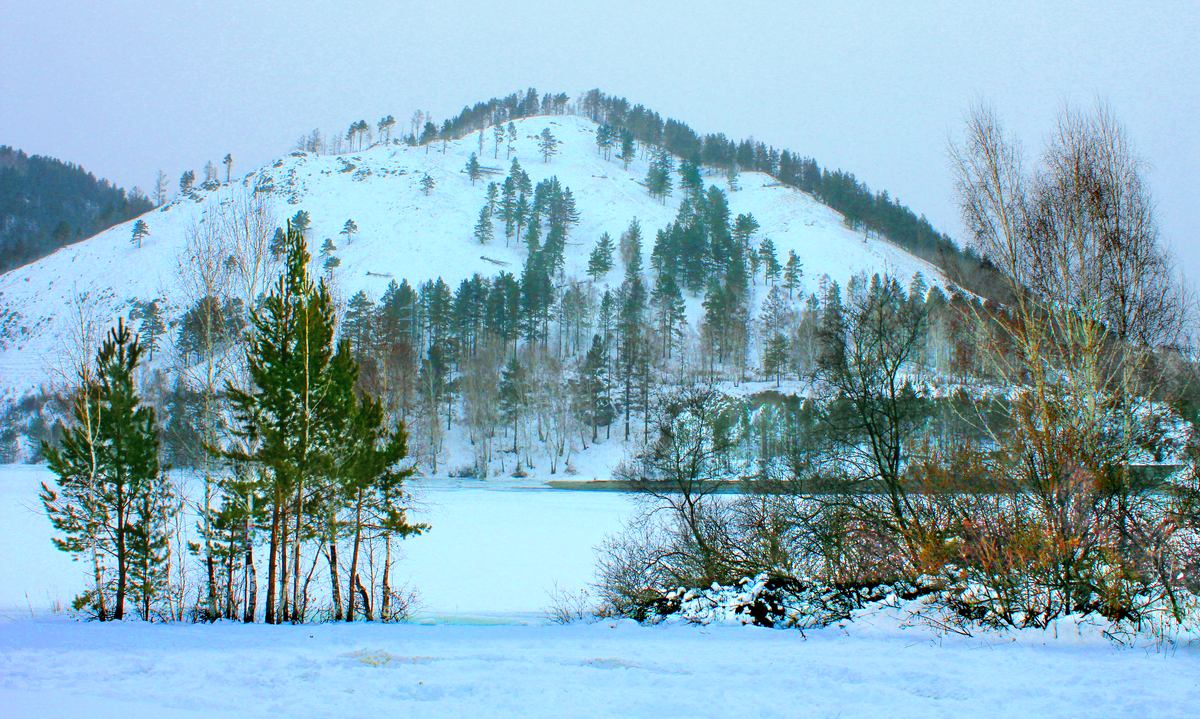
top-left (223, 154), bottom-right (233, 183)
top-left (180, 170), bottom-right (195, 197)
top-left (41, 319), bottom-right (163, 621)
top-left (130, 219), bottom-right (150, 248)
top-left (538, 128), bottom-right (559, 163)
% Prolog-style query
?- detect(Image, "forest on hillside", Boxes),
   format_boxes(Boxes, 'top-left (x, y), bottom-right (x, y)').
top-left (317, 87), bottom-right (1011, 300)
top-left (0, 146), bottom-right (155, 273)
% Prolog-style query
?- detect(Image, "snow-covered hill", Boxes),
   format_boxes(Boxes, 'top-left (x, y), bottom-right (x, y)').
top-left (0, 115), bottom-right (947, 396)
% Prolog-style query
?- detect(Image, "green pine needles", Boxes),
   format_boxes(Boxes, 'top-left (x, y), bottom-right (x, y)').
top-left (41, 319), bottom-right (173, 621)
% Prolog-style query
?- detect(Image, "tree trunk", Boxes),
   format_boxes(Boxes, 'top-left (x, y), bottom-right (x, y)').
top-left (329, 542), bottom-right (344, 621)
top-left (206, 553), bottom-right (217, 620)
top-left (244, 543), bottom-right (256, 623)
top-left (226, 533), bottom-right (237, 619)
top-left (279, 511), bottom-right (290, 623)
top-left (92, 546), bottom-right (107, 621)
top-left (291, 488), bottom-right (303, 623)
top-left (265, 499), bottom-right (279, 624)
top-left (115, 489), bottom-right (126, 620)
top-left (355, 574), bottom-right (374, 621)
top-left (381, 537), bottom-right (392, 621)
top-left (346, 489), bottom-right (364, 621)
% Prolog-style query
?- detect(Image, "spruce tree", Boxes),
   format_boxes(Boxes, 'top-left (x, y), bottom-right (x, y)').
top-left (420, 173), bottom-right (435, 196)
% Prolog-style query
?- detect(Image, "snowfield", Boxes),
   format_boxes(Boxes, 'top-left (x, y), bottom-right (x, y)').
top-left (0, 114), bottom-right (950, 397)
top-left (4, 464), bottom-right (1200, 717)
top-left (3, 607), bottom-right (1199, 718)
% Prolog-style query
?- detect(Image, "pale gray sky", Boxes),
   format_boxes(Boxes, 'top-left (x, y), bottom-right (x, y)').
top-left (3, 0), bottom-right (1197, 275)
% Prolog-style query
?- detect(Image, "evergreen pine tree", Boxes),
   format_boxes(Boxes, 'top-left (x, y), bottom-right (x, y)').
top-left (499, 356), bottom-right (528, 454)
top-left (420, 173), bottom-right (435, 196)
top-left (759, 237), bottom-right (781, 285)
top-left (180, 170), bottom-right (195, 197)
top-left (466, 153), bottom-right (482, 185)
top-left (343, 290), bottom-right (376, 363)
top-left (485, 182), bottom-right (499, 216)
top-left (222, 222), bottom-right (360, 624)
top-left (41, 320), bottom-right (162, 620)
top-left (340, 219), bottom-right (357, 245)
top-left (619, 129), bottom-right (635, 169)
top-left (576, 334), bottom-right (614, 441)
top-left (473, 206), bottom-right (494, 245)
top-left (139, 301), bottom-right (165, 360)
top-left (763, 333), bottom-right (789, 387)
top-left (130, 219), bottom-right (150, 248)
top-left (587, 232), bottom-right (615, 282)
top-left (783, 250), bottom-right (803, 297)
top-left (538, 128), bottom-right (559, 163)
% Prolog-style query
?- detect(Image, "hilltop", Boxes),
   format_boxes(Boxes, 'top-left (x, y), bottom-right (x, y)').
top-left (0, 114), bottom-right (947, 398)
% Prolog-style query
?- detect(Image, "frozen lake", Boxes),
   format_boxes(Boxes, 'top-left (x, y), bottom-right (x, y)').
top-left (0, 465), bottom-right (635, 619)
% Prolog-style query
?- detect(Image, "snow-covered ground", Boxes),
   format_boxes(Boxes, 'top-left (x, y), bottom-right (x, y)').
top-left (3, 606), bottom-right (1199, 718)
top-left (5, 465), bottom-right (1200, 717)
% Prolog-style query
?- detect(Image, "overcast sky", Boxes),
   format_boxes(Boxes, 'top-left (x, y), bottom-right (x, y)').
top-left (3, 0), bottom-right (1197, 276)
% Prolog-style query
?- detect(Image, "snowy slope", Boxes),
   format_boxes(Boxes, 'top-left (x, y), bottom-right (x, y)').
top-left (0, 115), bottom-right (949, 395)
